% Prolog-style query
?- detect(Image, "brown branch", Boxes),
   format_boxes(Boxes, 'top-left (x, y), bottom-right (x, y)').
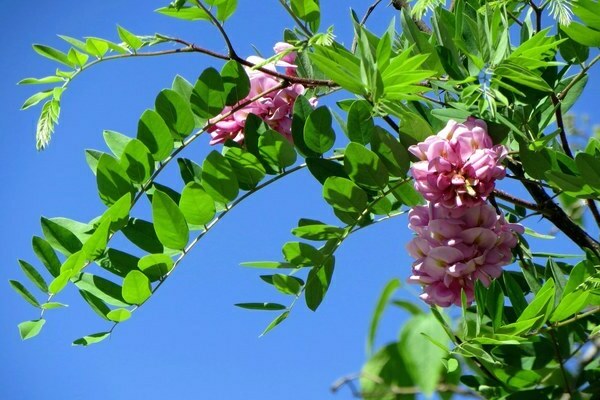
top-left (391, 0), bottom-right (432, 34)
top-left (196, 1), bottom-right (238, 58)
top-left (493, 188), bottom-right (542, 212)
top-left (158, 35), bottom-right (337, 88)
top-left (507, 160), bottom-right (600, 257)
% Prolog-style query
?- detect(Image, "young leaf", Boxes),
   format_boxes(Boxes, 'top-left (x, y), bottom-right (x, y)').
top-left (235, 303), bottom-right (287, 311)
top-left (117, 25), bottom-right (143, 50)
top-left (122, 270), bottom-right (152, 305)
top-left (32, 44), bottom-right (74, 67)
top-left (106, 308), bottom-right (132, 323)
top-left (72, 332), bottom-right (111, 346)
top-left (18, 319), bottom-right (46, 340)
top-left (259, 311), bottom-right (290, 337)
top-left (40, 217), bottom-right (83, 255)
top-left (367, 278), bottom-right (400, 356)
top-left (138, 254), bottom-right (174, 282)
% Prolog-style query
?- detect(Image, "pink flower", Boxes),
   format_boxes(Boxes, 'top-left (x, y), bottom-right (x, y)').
top-left (406, 202), bottom-right (523, 307)
top-left (208, 43), bottom-right (313, 145)
top-left (409, 118), bottom-right (507, 209)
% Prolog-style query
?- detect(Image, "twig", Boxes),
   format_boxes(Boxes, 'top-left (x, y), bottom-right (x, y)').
top-left (351, 0), bottom-right (384, 52)
top-left (195, 1), bottom-right (238, 58)
top-left (277, 0), bottom-right (312, 37)
top-left (493, 189), bottom-right (542, 212)
top-left (557, 54), bottom-right (600, 101)
top-left (549, 330), bottom-right (574, 397)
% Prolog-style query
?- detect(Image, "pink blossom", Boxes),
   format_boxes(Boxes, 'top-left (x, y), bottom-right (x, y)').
top-left (406, 202), bottom-right (523, 307)
top-left (409, 118), bottom-right (507, 209)
top-left (208, 43), bottom-right (313, 145)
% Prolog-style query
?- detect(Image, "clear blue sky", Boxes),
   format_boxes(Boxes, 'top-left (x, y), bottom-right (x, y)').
top-left (0, 2), bottom-right (598, 400)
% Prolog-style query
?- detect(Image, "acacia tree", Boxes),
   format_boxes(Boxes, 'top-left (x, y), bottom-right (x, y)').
top-left (11, 0), bottom-right (600, 398)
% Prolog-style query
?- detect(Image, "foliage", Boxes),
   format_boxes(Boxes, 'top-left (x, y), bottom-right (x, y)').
top-left (11, 0), bottom-right (600, 398)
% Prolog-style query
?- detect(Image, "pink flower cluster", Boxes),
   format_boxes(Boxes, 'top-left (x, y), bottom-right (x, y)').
top-left (409, 118), bottom-right (507, 208)
top-left (405, 118), bottom-right (522, 307)
top-left (209, 43), bottom-right (311, 145)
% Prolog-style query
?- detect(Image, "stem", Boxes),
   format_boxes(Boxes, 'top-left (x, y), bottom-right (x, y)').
top-left (195, 1), bottom-right (238, 58)
top-left (557, 54), bottom-right (600, 101)
top-left (277, 0), bottom-right (312, 37)
top-left (493, 189), bottom-right (542, 212)
top-left (351, 0), bottom-right (384, 52)
top-left (549, 330), bottom-right (574, 396)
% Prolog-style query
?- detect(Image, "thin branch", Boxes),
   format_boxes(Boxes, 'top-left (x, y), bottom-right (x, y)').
top-left (277, 0), bottom-right (312, 37)
top-left (493, 189), bottom-right (542, 212)
top-left (351, 0), bottom-right (384, 52)
top-left (557, 54), bottom-right (600, 101)
top-left (391, 0), bottom-right (432, 34)
top-left (195, 1), bottom-right (238, 58)
top-left (158, 35), bottom-right (337, 88)
top-left (549, 330), bottom-right (574, 396)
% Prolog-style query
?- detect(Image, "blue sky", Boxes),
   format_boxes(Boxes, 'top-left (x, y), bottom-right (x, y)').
top-left (1, 2), bottom-right (598, 400)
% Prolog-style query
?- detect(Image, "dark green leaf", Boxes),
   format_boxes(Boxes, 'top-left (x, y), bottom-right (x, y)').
top-left (368, 278), bottom-right (400, 355)
top-left (137, 109), bottom-right (174, 161)
top-left (344, 143), bottom-right (389, 190)
top-left (305, 258), bottom-right (334, 311)
top-left (155, 89), bottom-right (195, 139)
top-left (9, 280), bottom-right (40, 308)
top-left (291, 224), bottom-right (345, 241)
top-left (306, 157), bottom-right (347, 185)
top-left (303, 106), bottom-right (335, 154)
top-left (96, 154), bottom-right (135, 206)
top-left (201, 151), bottom-right (239, 204)
top-left (72, 332), bottom-right (111, 346)
top-left (191, 67), bottom-right (225, 119)
top-left (260, 311), bottom-right (290, 337)
top-left (258, 130), bottom-right (297, 169)
top-left (221, 60), bottom-right (250, 106)
top-left (371, 126), bottom-right (410, 177)
top-left (291, 95), bottom-right (319, 157)
top-left (18, 260), bottom-right (48, 293)
top-left (72, 273), bottom-right (130, 307)
top-left (32, 44), bottom-right (73, 67)
top-left (224, 147), bottom-right (266, 190)
top-left (40, 217), bottom-right (83, 255)
top-left (235, 302), bottom-right (287, 311)
top-left (179, 182), bottom-right (216, 226)
top-left (122, 219), bottom-right (164, 254)
top-left (138, 254), bottom-right (174, 281)
top-left (323, 176), bottom-right (368, 213)
top-left (177, 158), bottom-right (203, 184)
top-left (346, 100), bottom-right (374, 144)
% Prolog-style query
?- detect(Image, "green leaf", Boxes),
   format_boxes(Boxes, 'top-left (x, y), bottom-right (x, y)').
top-left (323, 176), bottom-right (368, 213)
top-left (346, 100), bottom-right (374, 144)
top-left (122, 219), bottom-right (164, 254)
top-left (305, 157), bottom-right (347, 185)
top-left (152, 190), bottom-right (189, 250)
top-left (259, 311), bottom-right (290, 337)
top-left (371, 126), bottom-right (410, 177)
top-left (99, 193), bottom-right (132, 233)
top-left (72, 332), bottom-right (111, 346)
top-left (81, 219), bottom-right (110, 261)
top-left (59, 250), bottom-right (87, 277)
top-left (235, 302), bottom-right (286, 311)
top-left (155, 89), bottom-right (195, 139)
top-left (21, 90), bottom-right (53, 110)
top-left (18, 260), bottom-right (48, 293)
top-left (103, 130), bottom-right (131, 159)
top-left (309, 49), bottom-right (364, 94)
top-left (221, 60), bottom-right (250, 106)
top-left (41, 302), bottom-right (68, 310)
top-left (138, 254), bottom-right (174, 281)
top-left (80, 290), bottom-right (111, 320)
top-left (40, 217), bottom-right (83, 255)
top-left (48, 271), bottom-right (71, 295)
top-left (72, 272), bottom-right (130, 307)
top-left (282, 242), bottom-right (323, 267)
top-left (561, 22), bottom-right (600, 47)
top-left (240, 261), bottom-right (298, 269)
top-left (213, 0), bottom-right (238, 21)
top-left (486, 280), bottom-right (504, 331)
top-left (32, 44), bottom-right (73, 67)
top-left (201, 151), bottom-right (239, 204)
top-left (85, 150), bottom-right (104, 175)
top-left (191, 67), bottom-right (225, 119)
top-left (67, 48), bottom-right (88, 67)
top-left (18, 319), bottom-right (46, 340)
top-left (179, 182), bottom-right (216, 226)
top-left (137, 110), bottom-right (174, 161)
top-left (399, 313), bottom-right (448, 395)
top-left (177, 158), bottom-right (203, 185)
top-left (291, 224), bottom-right (345, 241)
top-left (97, 248), bottom-right (140, 278)
top-left (18, 76), bottom-right (64, 85)
top-left (503, 273), bottom-right (528, 316)
top-left (390, 182), bottom-right (424, 207)
top-left (224, 147), bottom-right (266, 190)
top-left (117, 25), bottom-right (143, 50)
top-left (291, 95), bottom-right (319, 157)
top-left (361, 343), bottom-right (414, 400)
top-left (120, 139), bottom-right (155, 184)
top-left (9, 280), bottom-right (41, 308)
top-left (290, 0), bottom-right (320, 23)
top-left (305, 258), bottom-right (335, 311)
top-left (155, 6), bottom-right (210, 21)
top-left (344, 143), bottom-right (389, 190)
top-left (516, 279), bottom-right (555, 330)
top-left (258, 130), bottom-right (297, 169)
top-left (272, 274), bottom-right (303, 295)
top-left (122, 270), bottom-right (152, 305)
top-left (96, 154), bottom-right (135, 206)
top-left (367, 278), bottom-right (400, 356)
top-left (303, 106), bottom-right (335, 154)
top-left (550, 290), bottom-right (590, 322)
top-left (106, 308), bottom-right (132, 323)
